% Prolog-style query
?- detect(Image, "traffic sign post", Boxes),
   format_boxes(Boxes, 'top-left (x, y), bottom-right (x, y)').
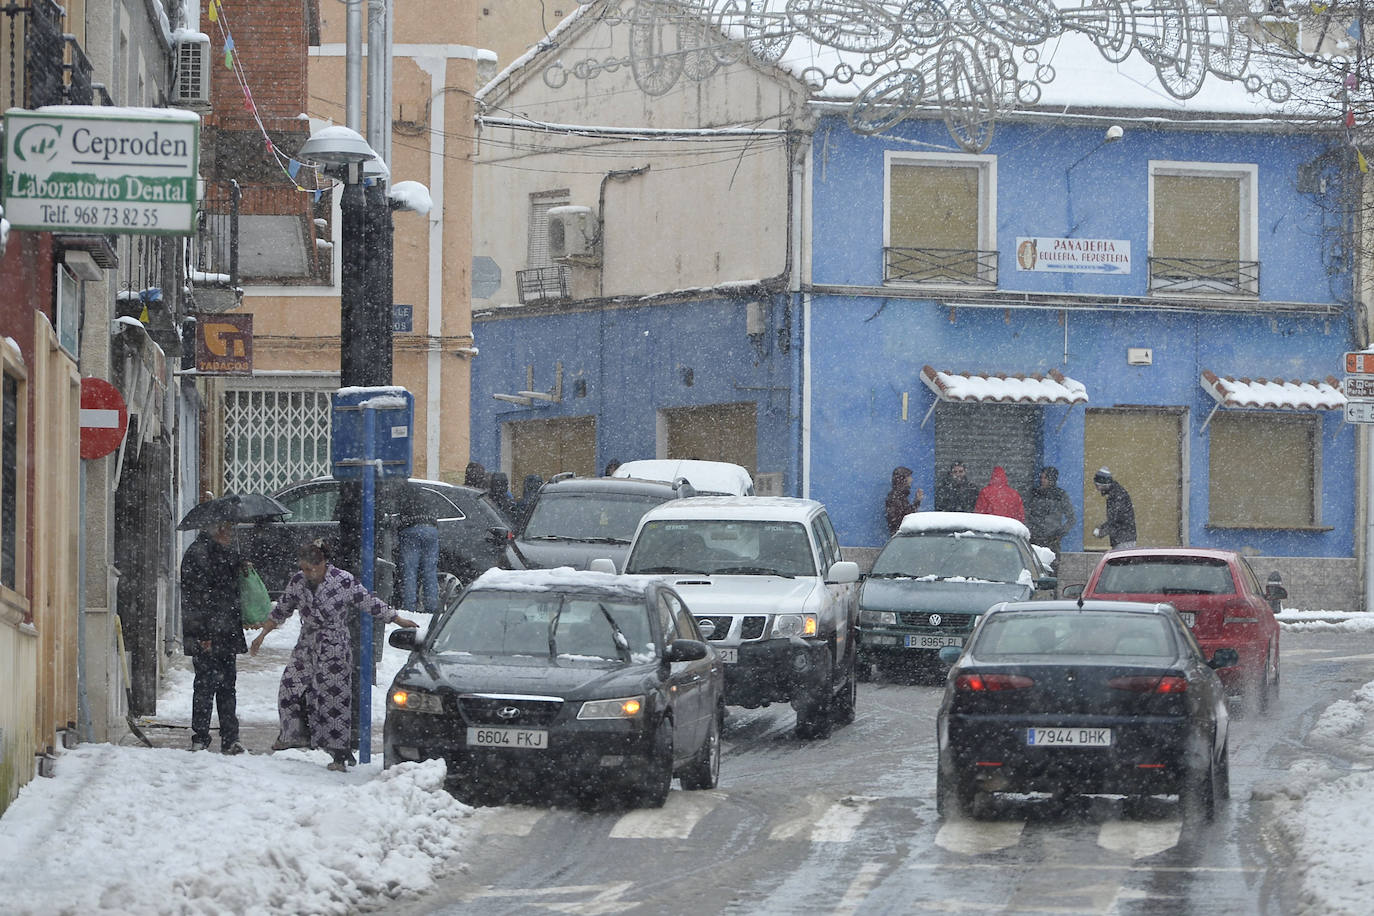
top-left (79, 377), bottom-right (129, 459)
top-left (1345, 352), bottom-right (1374, 425)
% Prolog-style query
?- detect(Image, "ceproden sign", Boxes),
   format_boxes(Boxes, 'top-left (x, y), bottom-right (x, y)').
top-left (3, 107), bottom-right (199, 235)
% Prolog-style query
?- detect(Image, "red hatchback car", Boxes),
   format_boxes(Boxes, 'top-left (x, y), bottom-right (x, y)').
top-left (1071, 548), bottom-right (1285, 709)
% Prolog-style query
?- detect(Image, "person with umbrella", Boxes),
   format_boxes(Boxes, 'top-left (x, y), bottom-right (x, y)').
top-left (178, 499), bottom-right (249, 755)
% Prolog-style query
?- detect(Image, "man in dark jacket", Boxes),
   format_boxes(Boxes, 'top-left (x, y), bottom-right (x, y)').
top-left (181, 520), bottom-right (247, 754)
top-left (396, 479), bottom-right (440, 615)
top-left (935, 460), bottom-right (978, 512)
top-left (1092, 467), bottom-right (1137, 548)
top-left (884, 466), bottom-right (923, 535)
top-left (1025, 466), bottom-right (1076, 556)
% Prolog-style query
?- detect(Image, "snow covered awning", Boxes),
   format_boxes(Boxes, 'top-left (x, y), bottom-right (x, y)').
top-left (1199, 370), bottom-right (1346, 432)
top-left (1200, 370), bottom-right (1346, 411)
top-left (920, 366), bottom-right (1089, 406)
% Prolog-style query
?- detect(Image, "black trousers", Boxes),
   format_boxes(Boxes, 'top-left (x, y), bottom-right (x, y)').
top-left (191, 649), bottom-right (239, 748)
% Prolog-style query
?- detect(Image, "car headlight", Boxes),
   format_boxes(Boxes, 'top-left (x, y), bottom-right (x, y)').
top-left (859, 610), bottom-right (897, 626)
top-left (578, 696), bottom-right (645, 720)
top-left (772, 613), bottom-right (819, 638)
top-left (389, 688), bottom-right (444, 715)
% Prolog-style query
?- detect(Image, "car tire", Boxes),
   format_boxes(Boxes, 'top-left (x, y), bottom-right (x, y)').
top-left (1182, 751), bottom-right (1217, 822)
top-left (833, 642), bottom-right (858, 728)
top-left (1217, 743), bottom-right (1231, 800)
top-left (936, 759), bottom-right (975, 819)
top-left (1256, 649), bottom-right (1272, 712)
top-left (680, 706), bottom-right (722, 790)
top-left (794, 657), bottom-right (835, 740)
top-left (640, 722), bottom-right (674, 808)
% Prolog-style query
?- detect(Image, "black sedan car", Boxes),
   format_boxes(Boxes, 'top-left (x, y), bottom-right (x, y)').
top-left (936, 599), bottom-right (1237, 820)
top-left (237, 476), bottom-right (521, 596)
top-left (384, 568), bottom-right (725, 807)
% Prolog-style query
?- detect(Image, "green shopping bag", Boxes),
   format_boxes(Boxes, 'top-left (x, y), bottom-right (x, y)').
top-left (240, 566), bottom-right (272, 627)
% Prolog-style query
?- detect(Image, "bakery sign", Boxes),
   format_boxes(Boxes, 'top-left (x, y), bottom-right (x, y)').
top-left (1015, 237), bottom-right (1131, 275)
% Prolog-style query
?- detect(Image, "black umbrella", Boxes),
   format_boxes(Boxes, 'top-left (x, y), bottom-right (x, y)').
top-left (176, 493), bottom-right (290, 530)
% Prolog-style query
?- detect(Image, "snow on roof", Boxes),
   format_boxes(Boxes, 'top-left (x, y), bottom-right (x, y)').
top-left (899, 511), bottom-right (1031, 540)
top-left (921, 366), bottom-right (1089, 405)
top-left (471, 567), bottom-right (665, 594)
top-left (614, 459), bottom-right (754, 495)
top-left (1201, 370), bottom-right (1347, 410)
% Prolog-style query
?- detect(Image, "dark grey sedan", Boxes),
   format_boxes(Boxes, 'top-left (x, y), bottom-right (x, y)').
top-left (936, 599), bottom-right (1237, 820)
top-left (383, 568), bottom-right (725, 807)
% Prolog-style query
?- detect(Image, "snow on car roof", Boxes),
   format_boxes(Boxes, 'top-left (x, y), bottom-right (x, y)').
top-left (613, 459), bottom-right (754, 495)
top-left (899, 511), bottom-right (1030, 540)
top-left (470, 567), bottom-right (665, 594)
top-left (639, 495), bottom-right (822, 522)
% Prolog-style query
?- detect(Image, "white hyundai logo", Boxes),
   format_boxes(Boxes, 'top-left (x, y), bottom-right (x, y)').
top-left (497, 706), bottom-right (522, 720)
top-left (929, 614), bottom-right (943, 627)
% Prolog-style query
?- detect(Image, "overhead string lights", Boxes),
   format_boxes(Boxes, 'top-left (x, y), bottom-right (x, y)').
top-left (205, 0), bottom-right (332, 199)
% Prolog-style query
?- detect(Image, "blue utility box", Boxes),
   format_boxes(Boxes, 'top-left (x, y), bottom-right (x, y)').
top-left (331, 386), bottom-right (414, 479)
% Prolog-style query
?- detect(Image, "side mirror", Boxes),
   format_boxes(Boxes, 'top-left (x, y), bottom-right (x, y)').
top-left (486, 525), bottom-right (512, 546)
top-left (1061, 583), bottom-right (1084, 599)
top-left (938, 646), bottom-right (963, 666)
top-left (666, 638), bottom-right (708, 662)
top-left (827, 560), bottom-right (861, 584)
top-left (1208, 647), bottom-right (1240, 669)
top-left (1035, 576), bottom-right (1058, 592)
top-left (589, 558), bottom-right (617, 574)
top-left (389, 628), bottom-right (419, 651)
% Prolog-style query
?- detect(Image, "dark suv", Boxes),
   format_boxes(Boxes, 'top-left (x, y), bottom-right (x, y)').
top-left (515, 474), bottom-right (694, 571)
top-left (238, 476), bottom-right (521, 595)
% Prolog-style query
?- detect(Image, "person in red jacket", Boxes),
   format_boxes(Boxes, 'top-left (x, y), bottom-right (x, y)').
top-left (974, 466), bottom-right (1025, 522)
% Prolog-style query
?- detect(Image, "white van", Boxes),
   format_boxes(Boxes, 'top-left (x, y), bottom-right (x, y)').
top-left (612, 459), bottom-right (754, 496)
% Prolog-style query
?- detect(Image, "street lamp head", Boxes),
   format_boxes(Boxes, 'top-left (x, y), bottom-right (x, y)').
top-left (298, 125), bottom-right (377, 167)
top-left (1105, 124), bottom-right (1124, 142)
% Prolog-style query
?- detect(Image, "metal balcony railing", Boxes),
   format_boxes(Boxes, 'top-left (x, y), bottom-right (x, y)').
top-left (199, 183), bottom-right (333, 286)
top-left (2, 0), bottom-right (64, 108)
top-left (1148, 257), bottom-right (1260, 297)
top-left (517, 265), bottom-right (571, 303)
top-left (64, 34), bottom-right (93, 105)
top-left (884, 246), bottom-right (998, 286)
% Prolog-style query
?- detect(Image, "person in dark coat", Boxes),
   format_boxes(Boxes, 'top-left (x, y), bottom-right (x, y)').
top-left (935, 460), bottom-right (978, 512)
top-left (512, 474), bottom-right (543, 531)
top-left (464, 461), bottom-right (487, 490)
top-left (603, 459), bottom-right (622, 477)
top-left (1092, 467), bottom-right (1138, 548)
top-left (1024, 466), bottom-right (1076, 556)
top-left (487, 471), bottom-right (517, 523)
top-left (884, 466), bottom-right (923, 535)
top-left (975, 466), bottom-right (1025, 522)
top-left (180, 520), bottom-right (248, 754)
top-left (395, 479), bottom-right (440, 615)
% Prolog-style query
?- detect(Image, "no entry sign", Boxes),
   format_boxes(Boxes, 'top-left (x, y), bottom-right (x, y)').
top-left (80, 377), bottom-right (128, 459)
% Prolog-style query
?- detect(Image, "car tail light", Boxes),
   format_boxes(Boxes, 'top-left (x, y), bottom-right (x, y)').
top-left (954, 673), bottom-right (1034, 691)
top-left (1108, 675), bottom-right (1188, 694)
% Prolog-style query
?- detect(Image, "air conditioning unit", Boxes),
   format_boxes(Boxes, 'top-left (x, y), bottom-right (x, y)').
top-left (172, 36), bottom-right (211, 106)
top-left (547, 205), bottom-right (596, 259)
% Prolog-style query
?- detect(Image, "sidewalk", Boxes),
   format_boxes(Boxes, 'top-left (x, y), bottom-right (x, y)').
top-left (126, 612), bottom-right (400, 760)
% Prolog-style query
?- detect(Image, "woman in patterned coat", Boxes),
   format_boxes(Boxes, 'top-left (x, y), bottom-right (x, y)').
top-left (250, 539), bottom-right (418, 771)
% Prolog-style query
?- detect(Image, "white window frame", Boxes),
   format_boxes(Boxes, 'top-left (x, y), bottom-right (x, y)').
top-left (883, 150), bottom-right (997, 288)
top-left (1148, 160), bottom-right (1258, 296)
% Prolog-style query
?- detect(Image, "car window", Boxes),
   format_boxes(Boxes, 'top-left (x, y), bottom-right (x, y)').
top-left (1238, 558), bottom-right (1266, 597)
top-left (524, 491), bottom-right (668, 541)
top-left (812, 514), bottom-right (839, 572)
top-left (975, 612), bottom-right (1175, 658)
top-left (278, 486), bottom-right (337, 523)
top-left (418, 486), bottom-right (464, 521)
top-left (662, 591), bottom-right (699, 641)
top-left (627, 519), bottom-right (818, 577)
top-left (872, 533), bottom-right (1025, 583)
top-left (1094, 557), bottom-right (1235, 596)
top-left (430, 591), bottom-right (655, 662)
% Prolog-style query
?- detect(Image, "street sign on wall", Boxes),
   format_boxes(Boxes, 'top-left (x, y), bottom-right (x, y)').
top-left (195, 313), bottom-right (253, 375)
top-left (2, 107), bottom-right (200, 235)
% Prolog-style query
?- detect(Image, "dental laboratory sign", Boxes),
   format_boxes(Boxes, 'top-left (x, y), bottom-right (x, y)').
top-left (3, 106), bottom-right (199, 235)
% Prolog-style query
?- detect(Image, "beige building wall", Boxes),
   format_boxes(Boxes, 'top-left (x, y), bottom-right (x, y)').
top-left (476, 1), bottom-right (571, 71)
top-left (472, 10), bottom-right (808, 307)
top-left (238, 3), bottom-right (481, 484)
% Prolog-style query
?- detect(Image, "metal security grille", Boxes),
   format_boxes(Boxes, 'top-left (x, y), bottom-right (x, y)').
top-left (222, 387), bottom-right (333, 495)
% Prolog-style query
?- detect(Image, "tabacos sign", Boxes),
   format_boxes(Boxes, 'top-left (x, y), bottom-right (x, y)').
top-left (3, 107), bottom-right (200, 235)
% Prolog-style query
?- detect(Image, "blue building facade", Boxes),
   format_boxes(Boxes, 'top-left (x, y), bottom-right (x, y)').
top-left (805, 113), bottom-right (1357, 556)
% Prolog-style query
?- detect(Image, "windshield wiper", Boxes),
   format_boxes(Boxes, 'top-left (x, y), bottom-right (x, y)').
top-left (524, 534), bottom-right (574, 541)
top-left (598, 602), bottom-right (632, 663)
top-left (633, 565), bottom-right (710, 576)
top-left (548, 602), bottom-right (564, 658)
top-left (579, 536), bottom-right (630, 545)
top-left (867, 572), bottom-right (916, 579)
top-left (714, 565), bottom-right (795, 578)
